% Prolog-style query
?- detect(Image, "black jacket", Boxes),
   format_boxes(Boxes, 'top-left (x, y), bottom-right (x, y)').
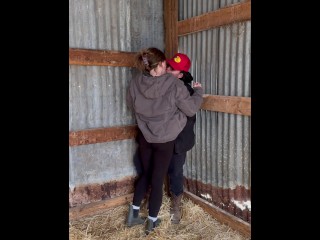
top-left (174, 74), bottom-right (197, 154)
top-left (174, 114), bottom-right (196, 154)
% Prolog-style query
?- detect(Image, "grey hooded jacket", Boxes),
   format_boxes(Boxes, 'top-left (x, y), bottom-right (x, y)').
top-left (126, 72), bottom-right (203, 143)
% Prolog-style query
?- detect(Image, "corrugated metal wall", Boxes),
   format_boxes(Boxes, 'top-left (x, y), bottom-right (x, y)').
top-left (69, 0), bottom-right (251, 223)
top-left (179, 0), bottom-right (244, 20)
top-left (69, 0), bottom-right (164, 192)
top-left (178, 0), bottom-right (251, 222)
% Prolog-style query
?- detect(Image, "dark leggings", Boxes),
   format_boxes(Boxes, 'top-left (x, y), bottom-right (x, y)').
top-left (132, 131), bottom-right (175, 217)
top-left (168, 152), bottom-right (186, 196)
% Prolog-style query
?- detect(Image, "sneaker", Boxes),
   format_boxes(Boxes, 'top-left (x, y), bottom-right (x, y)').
top-left (145, 218), bottom-right (161, 235)
top-left (126, 204), bottom-right (145, 227)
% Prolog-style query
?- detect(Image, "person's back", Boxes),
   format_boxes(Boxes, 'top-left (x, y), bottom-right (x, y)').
top-left (127, 71), bottom-right (201, 143)
top-left (126, 47), bottom-right (203, 234)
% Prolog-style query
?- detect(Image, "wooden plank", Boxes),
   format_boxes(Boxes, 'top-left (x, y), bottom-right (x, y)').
top-left (201, 94), bottom-right (251, 116)
top-left (69, 125), bottom-right (138, 147)
top-left (69, 95), bottom-right (249, 147)
top-left (178, 1), bottom-right (251, 36)
top-left (69, 48), bottom-right (137, 67)
top-left (183, 191), bottom-right (251, 238)
top-left (164, 0), bottom-right (178, 58)
top-left (69, 193), bottom-right (134, 221)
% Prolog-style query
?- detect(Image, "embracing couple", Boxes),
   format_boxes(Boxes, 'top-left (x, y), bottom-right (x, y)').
top-left (126, 47), bottom-right (203, 235)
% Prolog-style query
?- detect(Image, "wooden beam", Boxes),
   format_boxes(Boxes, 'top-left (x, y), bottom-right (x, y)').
top-left (183, 190), bottom-right (251, 238)
top-left (69, 125), bottom-right (138, 147)
top-left (201, 94), bottom-right (251, 116)
top-left (178, 1), bottom-right (251, 36)
top-left (69, 95), bottom-right (250, 147)
top-left (69, 48), bottom-right (137, 67)
top-left (69, 193), bottom-right (133, 221)
top-left (164, 0), bottom-right (178, 58)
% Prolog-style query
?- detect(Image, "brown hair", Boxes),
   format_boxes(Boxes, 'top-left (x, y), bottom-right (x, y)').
top-left (135, 47), bottom-right (166, 73)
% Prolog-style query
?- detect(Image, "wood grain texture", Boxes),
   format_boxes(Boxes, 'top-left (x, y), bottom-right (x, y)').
top-left (69, 125), bottom-right (138, 146)
top-left (183, 190), bottom-right (251, 238)
top-left (201, 94), bottom-right (251, 116)
top-left (69, 95), bottom-right (250, 147)
top-left (69, 193), bottom-right (134, 220)
top-left (178, 1), bottom-right (251, 36)
top-left (164, 0), bottom-right (178, 58)
top-left (69, 48), bottom-right (137, 67)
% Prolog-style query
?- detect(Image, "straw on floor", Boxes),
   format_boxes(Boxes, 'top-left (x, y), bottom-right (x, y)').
top-left (69, 194), bottom-right (250, 240)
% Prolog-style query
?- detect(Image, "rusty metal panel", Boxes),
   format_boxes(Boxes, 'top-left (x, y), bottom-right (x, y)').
top-left (185, 110), bottom-right (251, 222)
top-left (178, 1), bottom-right (251, 222)
top-left (69, 0), bottom-right (164, 192)
top-left (69, 0), bottom-right (251, 221)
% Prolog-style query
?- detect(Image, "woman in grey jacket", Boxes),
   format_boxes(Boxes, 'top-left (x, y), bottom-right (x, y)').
top-left (126, 47), bottom-right (203, 234)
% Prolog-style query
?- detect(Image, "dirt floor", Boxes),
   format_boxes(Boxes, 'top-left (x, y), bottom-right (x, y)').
top-left (69, 194), bottom-right (251, 240)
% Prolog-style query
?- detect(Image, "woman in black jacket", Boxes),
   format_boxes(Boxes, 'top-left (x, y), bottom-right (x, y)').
top-left (166, 53), bottom-right (197, 224)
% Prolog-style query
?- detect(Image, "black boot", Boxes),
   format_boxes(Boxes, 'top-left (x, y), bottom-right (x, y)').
top-left (126, 204), bottom-right (145, 227)
top-left (145, 218), bottom-right (161, 235)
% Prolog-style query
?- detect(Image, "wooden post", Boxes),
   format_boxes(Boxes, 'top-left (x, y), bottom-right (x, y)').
top-left (164, 0), bottom-right (178, 58)
top-left (163, 0), bottom-right (178, 197)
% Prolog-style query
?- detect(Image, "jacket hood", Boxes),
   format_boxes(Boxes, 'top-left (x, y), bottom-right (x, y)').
top-left (135, 73), bottom-right (176, 99)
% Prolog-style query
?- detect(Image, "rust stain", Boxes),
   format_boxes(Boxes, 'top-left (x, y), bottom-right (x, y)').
top-left (69, 176), bottom-right (136, 208)
top-left (184, 178), bottom-right (251, 223)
